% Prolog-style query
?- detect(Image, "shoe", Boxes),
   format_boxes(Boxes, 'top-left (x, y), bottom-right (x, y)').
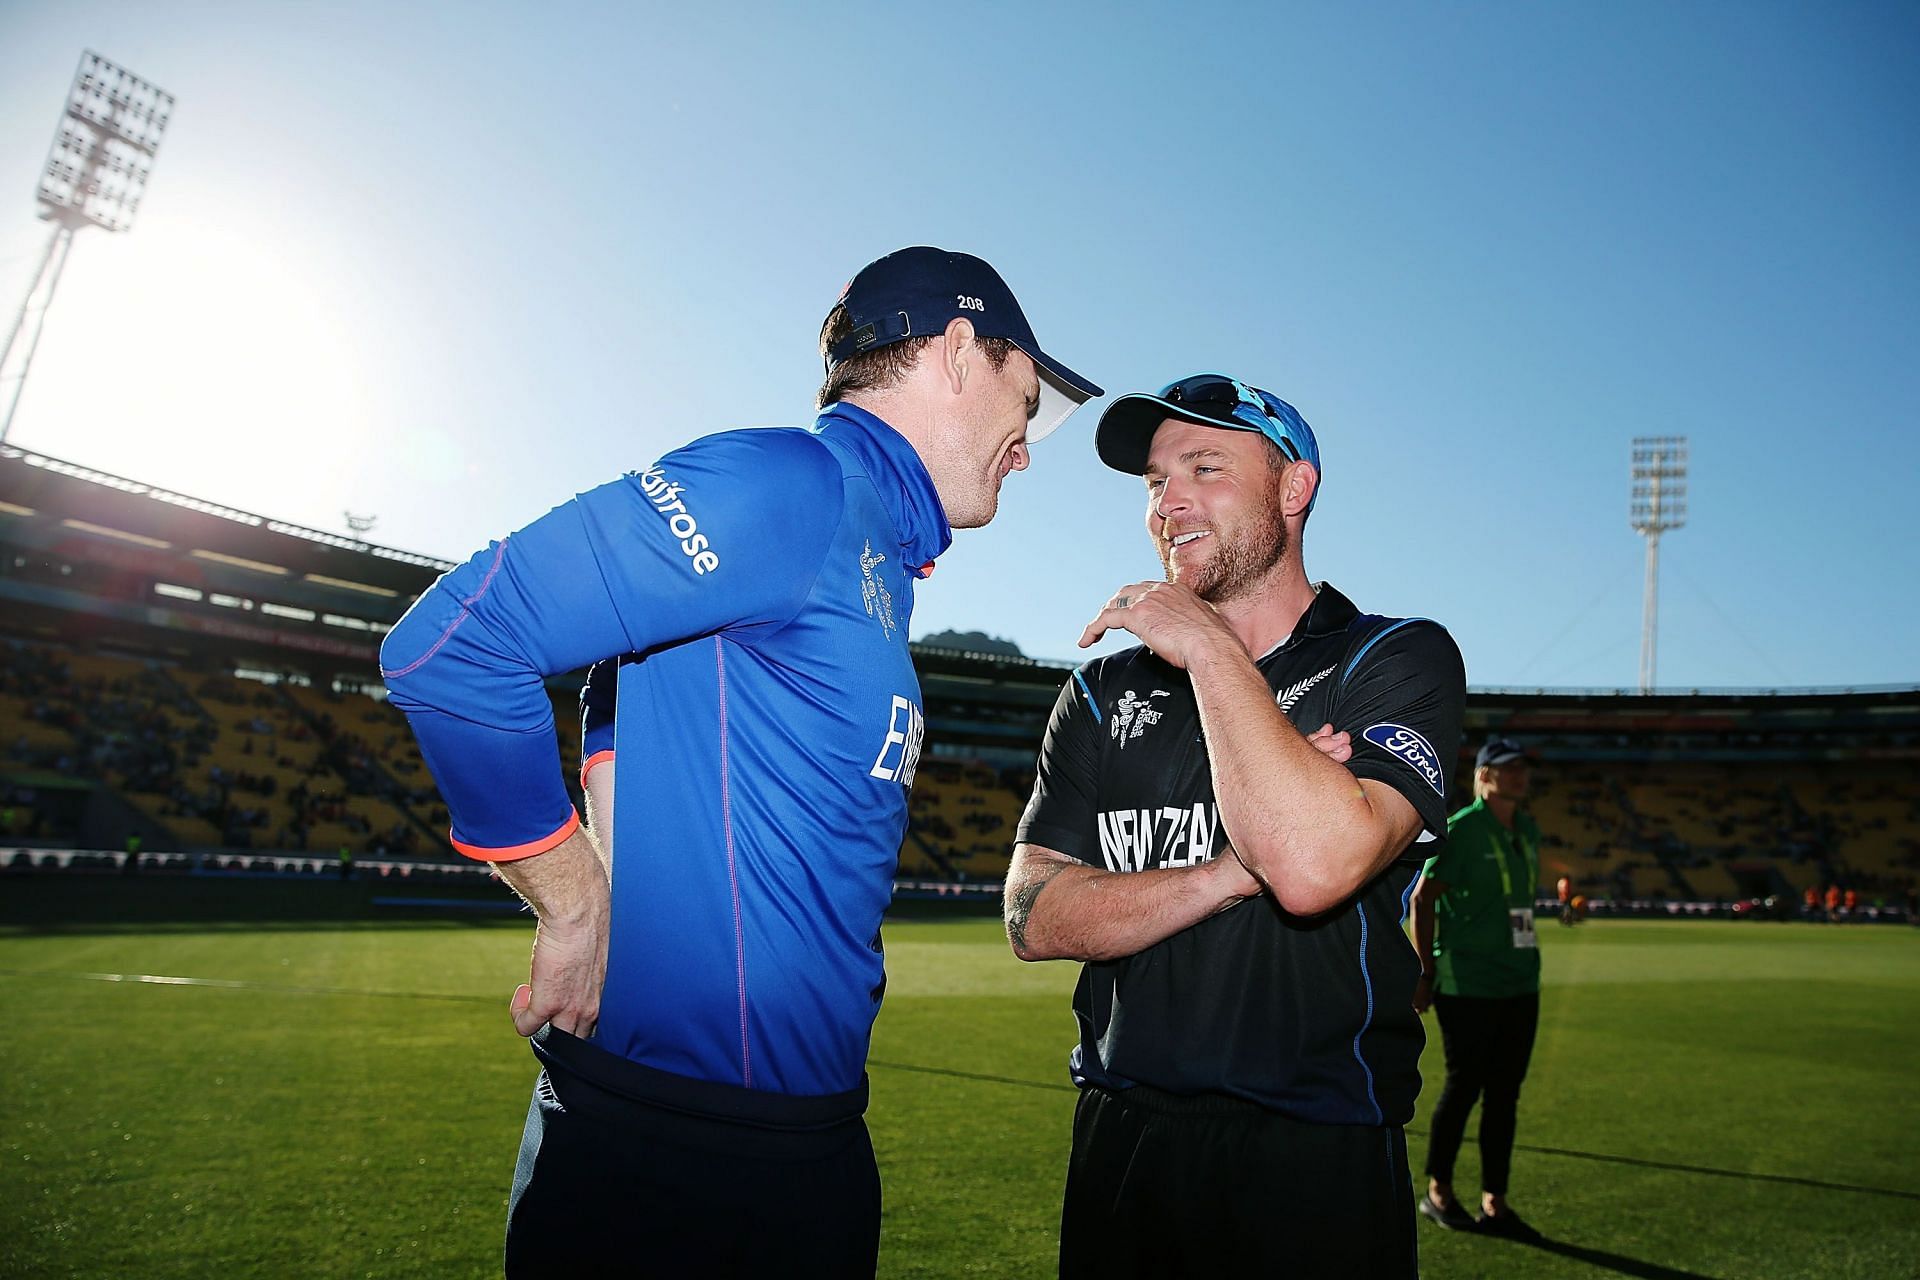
top-left (1475, 1208), bottom-right (1542, 1241)
top-left (1417, 1193), bottom-right (1476, 1231)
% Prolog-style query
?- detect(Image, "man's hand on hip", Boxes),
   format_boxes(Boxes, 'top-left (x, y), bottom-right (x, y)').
top-left (511, 906), bottom-right (610, 1038)
top-left (492, 826), bottom-right (612, 1038)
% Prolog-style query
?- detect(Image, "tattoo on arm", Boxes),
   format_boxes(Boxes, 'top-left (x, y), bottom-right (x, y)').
top-left (1006, 859), bottom-right (1068, 956)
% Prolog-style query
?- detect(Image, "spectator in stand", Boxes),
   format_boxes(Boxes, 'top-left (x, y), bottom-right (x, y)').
top-left (1410, 737), bottom-right (1545, 1239)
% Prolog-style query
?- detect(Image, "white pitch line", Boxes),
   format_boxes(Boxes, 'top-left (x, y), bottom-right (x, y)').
top-left (6, 968), bottom-right (496, 1004)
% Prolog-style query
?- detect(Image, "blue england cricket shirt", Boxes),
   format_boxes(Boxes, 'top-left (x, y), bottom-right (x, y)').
top-left (380, 403), bottom-right (946, 1097)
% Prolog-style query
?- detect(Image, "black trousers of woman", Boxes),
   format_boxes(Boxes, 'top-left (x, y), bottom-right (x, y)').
top-left (1424, 992), bottom-right (1540, 1197)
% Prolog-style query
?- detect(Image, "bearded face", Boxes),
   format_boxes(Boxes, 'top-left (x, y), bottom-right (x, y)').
top-left (1146, 424), bottom-right (1292, 604)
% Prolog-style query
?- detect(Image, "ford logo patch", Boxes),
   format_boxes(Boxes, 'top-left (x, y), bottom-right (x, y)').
top-left (1362, 722), bottom-right (1445, 796)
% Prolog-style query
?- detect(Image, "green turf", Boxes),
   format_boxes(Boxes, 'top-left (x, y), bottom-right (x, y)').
top-left (2, 880), bottom-right (1916, 1278)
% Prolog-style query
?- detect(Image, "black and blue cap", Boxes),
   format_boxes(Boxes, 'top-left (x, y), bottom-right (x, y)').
top-left (1095, 373), bottom-right (1324, 513)
top-left (826, 246), bottom-right (1103, 444)
top-left (1476, 738), bottom-right (1527, 768)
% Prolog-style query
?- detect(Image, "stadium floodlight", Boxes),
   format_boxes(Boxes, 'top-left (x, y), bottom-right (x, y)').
top-left (0, 51), bottom-right (175, 446)
top-left (1630, 436), bottom-right (1688, 693)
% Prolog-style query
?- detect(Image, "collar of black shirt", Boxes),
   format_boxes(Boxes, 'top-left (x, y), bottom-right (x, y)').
top-left (1254, 581), bottom-right (1360, 660)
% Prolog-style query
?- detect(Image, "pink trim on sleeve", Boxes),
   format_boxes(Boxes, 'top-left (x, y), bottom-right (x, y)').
top-left (580, 749), bottom-right (615, 789)
top-left (449, 809), bottom-right (581, 863)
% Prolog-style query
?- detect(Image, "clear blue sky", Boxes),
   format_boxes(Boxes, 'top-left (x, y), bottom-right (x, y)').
top-left (3, 1), bottom-right (1915, 687)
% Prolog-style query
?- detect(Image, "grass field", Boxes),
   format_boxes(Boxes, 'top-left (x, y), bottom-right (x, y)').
top-left (3, 877), bottom-right (1917, 1279)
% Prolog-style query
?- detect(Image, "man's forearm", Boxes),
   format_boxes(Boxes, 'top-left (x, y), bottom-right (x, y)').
top-left (496, 827), bottom-right (611, 925)
top-left (1005, 845), bottom-right (1253, 963)
top-left (581, 764), bottom-right (614, 883)
top-left (1186, 640), bottom-right (1402, 915)
top-left (497, 826), bottom-right (611, 1037)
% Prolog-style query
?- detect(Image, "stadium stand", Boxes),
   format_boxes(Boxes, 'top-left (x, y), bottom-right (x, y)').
top-left (4, 444), bottom-right (1917, 913)
top-left (1470, 692), bottom-right (1920, 908)
top-left (906, 757), bottom-right (1031, 882)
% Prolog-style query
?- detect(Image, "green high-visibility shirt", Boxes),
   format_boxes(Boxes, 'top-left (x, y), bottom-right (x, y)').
top-left (1423, 798), bottom-right (1542, 998)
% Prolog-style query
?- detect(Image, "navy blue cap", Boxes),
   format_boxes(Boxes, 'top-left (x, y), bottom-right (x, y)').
top-left (826, 246), bottom-right (1102, 444)
top-left (1476, 738), bottom-right (1527, 768)
top-left (1096, 373), bottom-right (1323, 514)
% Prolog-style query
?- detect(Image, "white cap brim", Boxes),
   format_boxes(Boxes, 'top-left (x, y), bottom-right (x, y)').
top-left (1026, 361), bottom-right (1095, 445)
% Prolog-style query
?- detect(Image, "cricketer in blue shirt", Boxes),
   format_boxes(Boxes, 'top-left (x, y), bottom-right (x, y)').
top-left (379, 246), bottom-right (1099, 1278)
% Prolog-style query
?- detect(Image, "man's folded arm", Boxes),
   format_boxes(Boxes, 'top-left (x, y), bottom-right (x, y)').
top-left (1004, 840), bottom-right (1257, 963)
top-left (1191, 622), bottom-right (1465, 916)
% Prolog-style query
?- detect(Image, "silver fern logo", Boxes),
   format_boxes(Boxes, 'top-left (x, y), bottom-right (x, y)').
top-left (1276, 665), bottom-right (1337, 712)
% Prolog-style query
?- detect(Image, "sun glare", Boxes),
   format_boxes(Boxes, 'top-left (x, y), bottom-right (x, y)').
top-left (9, 200), bottom-right (378, 531)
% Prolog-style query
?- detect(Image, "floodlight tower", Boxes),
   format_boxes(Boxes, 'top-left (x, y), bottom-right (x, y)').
top-left (1630, 436), bottom-right (1688, 693)
top-left (0, 51), bottom-right (174, 446)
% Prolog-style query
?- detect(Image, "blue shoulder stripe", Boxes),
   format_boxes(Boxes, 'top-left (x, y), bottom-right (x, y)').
top-left (1073, 669), bottom-right (1103, 724)
top-left (1340, 617), bottom-right (1435, 688)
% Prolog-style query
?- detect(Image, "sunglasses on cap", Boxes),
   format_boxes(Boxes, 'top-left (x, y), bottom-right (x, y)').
top-left (1160, 375), bottom-right (1308, 463)
top-left (1094, 370), bottom-right (1323, 512)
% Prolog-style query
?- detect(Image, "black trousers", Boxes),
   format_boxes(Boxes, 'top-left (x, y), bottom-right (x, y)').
top-left (1060, 1084), bottom-right (1418, 1280)
top-left (505, 1028), bottom-right (880, 1279)
top-left (1424, 992), bottom-right (1540, 1197)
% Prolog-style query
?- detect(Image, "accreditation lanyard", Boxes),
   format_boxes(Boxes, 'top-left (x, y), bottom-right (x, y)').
top-left (1489, 819), bottom-right (1536, 951)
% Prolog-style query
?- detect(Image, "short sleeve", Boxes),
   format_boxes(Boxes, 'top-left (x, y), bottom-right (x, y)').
top-left (1014, 665), bottom-right (1107, 866)
top-left (1332, 620), bottom-right (1468, 845)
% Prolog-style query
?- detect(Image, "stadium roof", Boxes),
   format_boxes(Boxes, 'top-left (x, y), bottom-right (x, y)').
top-left (5, 443), bottom-right (1916, 705)
top-left (0, 445), bottom-right (453, 599)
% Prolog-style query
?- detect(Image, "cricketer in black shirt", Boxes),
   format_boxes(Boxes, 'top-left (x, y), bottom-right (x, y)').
top-left (1007, 373), bottom-right (1467, 1278)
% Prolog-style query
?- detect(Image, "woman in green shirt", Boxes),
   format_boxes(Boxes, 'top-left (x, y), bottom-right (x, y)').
top-left (1409, 738), bottom-right (1542, 1239)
